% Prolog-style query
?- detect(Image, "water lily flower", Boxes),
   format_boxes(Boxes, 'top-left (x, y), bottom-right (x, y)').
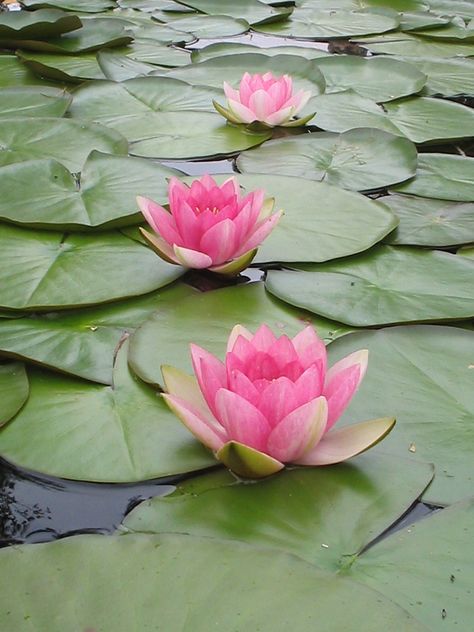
top-left (137, 175), bottom-right (282, 275)
top-left (162, 324), bottom-right (395, 478)
top-left (213, 71), bottom-right (315, 128)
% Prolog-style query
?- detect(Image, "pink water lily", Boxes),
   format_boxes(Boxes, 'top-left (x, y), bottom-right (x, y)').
top-left (137, 175), bottom-right (282, 275)
top-left (213, 72), bottom-right (315, 128)
top-left (162, 324), bottom-right (395, 478)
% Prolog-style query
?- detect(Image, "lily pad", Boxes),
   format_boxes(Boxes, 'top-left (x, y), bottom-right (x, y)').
top-left (0, 362), bottom-right (29, 427)
top-left (124, 455), bottom-right (433, 572)
top-left (0, 54), bottom-right (60, 87)
top-left (128, 282), bottom-right (352, 386)
top-left (353, 32), bottom-right (474, 57)
top-left (255, 8), bottom-right (399, 39)
top-left (351, 499), bottom-right (474, 632)
top-left (0, 9), bottom-right (81, 40)
top-left (0, 85), bottom-right (71, 118)
top-left (69, 77), bottom-right (219, 141)
top-left (18, 51), bottom-right (106, 82)
top-left (237, 129), bottom-right (417, 192)
top-left (427, 0), bottom-right (474, 19)
top-left (155, 14), bottom-right (250, 38)
top-left (307, 91), bottom-right (474, 143)
top-left (411, 57), bottom-right (474, 96)
top-left (97, 49), bottom-right (165, 80)
top-left (265, 246), bottom-right (474, 326)
top-left (382, 194), bottom-right (474, 247)
top-left (391, 154), bottom-right (474, 201)
top-left (0, 224), bottom-right (184, 312)
top-left (0, 341), bottom-right (214, 482)
top-left (326, 326), bottom-right (474, 505)
top-left (0, 151), bottom-right (180, 230)
top-left (232, 174), bottom-right (398, 264)
top-left (314, 55), bottom-right (427, 101)
top-left (0, 117), bottom-right (128, 171)
top-left (166, 53), bottom-right (326, 96)
top-left (3, 18), bottom-right (132, 54)
top-left (0, 283), bottom-right (195, 385)
top-left (0, 533), bottom-right (428, 631)
top-left (459, 246), bottom-right (474, 259)
top-left (192, 42), bottom-right (329, 63)
top-left (22, 0), bottom-right (116, 11)
top-left (172, 0), bottom-right (291, 26)
top-left (129, 111), bottom-right (271, 160)
top-left (116, 38), bottom-right (191, 67)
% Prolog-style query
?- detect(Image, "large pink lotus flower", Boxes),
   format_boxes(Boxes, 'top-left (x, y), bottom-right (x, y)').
top-left (137, 175), bottom-right (282, 275)
top-left (213, 72), bottom-right (315, 128)
top-left (162, 324), bottom-right (395, 478)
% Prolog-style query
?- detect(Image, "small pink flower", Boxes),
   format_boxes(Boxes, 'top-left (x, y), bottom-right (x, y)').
top-left (137, 175), bottom-right (282, 275)
top-left (162, 324), bottom-right (395, 478)
top-left (214, 71), bottom-right (315, 128)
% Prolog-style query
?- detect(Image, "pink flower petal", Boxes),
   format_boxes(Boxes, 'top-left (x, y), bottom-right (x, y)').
top-left (250, 324), bottom-right (277, 352)
top-left (227, 368), bottom-right (260, 407)
top-left (172, 200), bottom-right (201, 248)
top-left (325, 349), bottom-right (368, 390)
top-left (190, 344), bottom-right (227, 416)
top-left (235, 210), bottom-right (282, 256)
top-left (139, 228), bottom-right (180, 265)
top-left (249, 89), bottom-right (274, 120)
top-left (172, 245), bottom-right (213, 269)
top-left (292, 326), bottom-right (327, 373)
top-left (163, 393), bottom-right (226, 451)
top-left (295, 417), bottom-right (396, 466)
top-left (263, 105), bottom-right (295, 126)
top-left (200, 218), bottom-right (238, 265)
top-left (294, 365), bottom-right (324, 406)
top-left (223, 81), bottom-right (239, 102)
top-left (136, 196), bottom-right (180, 244)
top-left (227, 98), bottom-right (257, 124)
top-left (227, 325), bottom-right (253, 353)
top-left (324, 364), bottom-right (361, 431)
top-left (215, 388), bottom-right (271, 452)
top-left (258, 376), bottom-right (298, 428)
top-left (267, 396), bottom-right (328, 462)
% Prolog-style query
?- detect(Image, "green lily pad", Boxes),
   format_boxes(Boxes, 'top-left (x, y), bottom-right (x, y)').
top-left (172, 0), bottom-right (291, 26)
top-left (0, 54), bottom-right (61, 87)
top-left (18, 50), bottom-right (106, 82)
top-left (0, 151), bottom-right (180, 230)
top-left (459, 246), bottom-right (474, 259)
top-left (116, 38), bottom-right (191, 67)
top-left (192, 42), bottom-right (329, 63)
top-left (0, 117), bottom-right (128, 171)
top-left (97, 49), bottom-right (165, 80)
top-left (351, 499), bottom-right (474, 632)
top-left (237, 129), bottom-right (417, 192)
top-left (391, 154), bottom-right (474, 201)
top-left (298, 0), bottom-right (427, 8)
top-left (0, 533), bottom-right (428, 631)
top-left (411, 19), bottom-right (474, 42)
top-left (230, 174), bottom-right (398, 264)
top-left (128, 282), bottom-right (352, 386)
top-left (0, 85), bottom-right (71, 118)
top-left (0, 283), bottom-right (195, 385)
top-left (314, 55), bottom-right (427, 101)
top-left (353, 32), bottom-right (474, 57)
top-left (255, 8), bottom-right (399, 39)
top-left (306, 91), bottom-right (474, 143)
top-left (0, 362), bottom-right (29, 427)
top-left (0, 224), bottom-right (184, 312)
top-left (427, 0), bottom-right (474, 19)
top-left (410, 57), bottom-right (474, 96)
top-left (0, 341), bottom-right (214, 482)
top-left (0, 9), bottom-right (81, 40)
top-left (166, 53), bottom-right (326, 96)
top-left (22, 0), bottom-right (116, 11)
top-left (2, 18), bottom-right (132, 54)
top-left (69, 77), bottom-right (219, 141)
top-left (155, 14), bottom-right (250, 38)
top-left (129, 111), bottom-right (271, 160)
top-left (124, 454), bottom-right (433, 572)
top-left (265, 246), bottom-right (474, 326)
top-left (326, 325), bottom-right (474, 505)
top-left (382, 194), bottom-right (474, 247)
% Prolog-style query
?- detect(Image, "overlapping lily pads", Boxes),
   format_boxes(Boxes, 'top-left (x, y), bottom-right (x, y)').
top-left (236, 129), bottom-right (417, 192)
top-left (128, 282), bottom-right (352, 386)
top-left (392, 153), bottom-right (474, 201)
top-left (265, 246), bottom-right (474, 326)
top-left (0, 117), bottom-right (128, 171)
top-left (0, 362), bottom-right (29, 427)
top-left (154, 14), bottom-right (250, 39)
top-left (0, 533), bottom-right (428, 631)
top-left (0, 342), bottom-right (214, 481)
top-left (0, 224), bottom-right (184, 311)
top-left (192, 42), bottom-right (329, 63)
top-left (0, 283), bottom-right (195, 385)
top-left (22, 0), bottom-right (116, 11)
top-left (0, 86), bottom-right (71, 118)
top-left (411, 57), bottom-right (474, 96)
top-left (172, 0), bottom-right (292, 26)
top-left (353, 32), bottom-right (474, 57)
top-left (0, 54), bottom-right (58, 87)
top-left (306, 91), bottom-right (474, 143)
top-left (0, 9), bottom-right (81, 40)
top-left (124, 454), bottom-right (433, 572)
top-left (18, 50), bottom-right (106, 82)
top-left (326, 326), bottom-right (474, 505)
top-left (0, 151), bottom-right (180, 230)
top-left (382, 194), bottom-right (474, 247)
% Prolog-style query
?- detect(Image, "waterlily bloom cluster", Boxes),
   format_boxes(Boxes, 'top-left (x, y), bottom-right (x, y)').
top-left (137, 175), bottom-right (282, 275)
top-left (213, 72), bottom-right (315, 128)
top-left (162, 324), bottom-right (395, 478)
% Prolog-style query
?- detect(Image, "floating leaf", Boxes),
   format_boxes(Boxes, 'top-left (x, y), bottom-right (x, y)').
top-left (0, 9), bottom-right (81, 40)
top-left (18, 50), bottom-right (106, 82)
top-left (0, 362), bottom-right (29, 427)
top-left (237, 129), bottom-right (417, 192)
top-left (192, 42), bottom-right (329, 63)
top-left (265, 246), bottom-right (474, 326)
top-left (0, 86), bottom-right (71, 118)
top-left (171, 0), bottom-right (291, 26)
